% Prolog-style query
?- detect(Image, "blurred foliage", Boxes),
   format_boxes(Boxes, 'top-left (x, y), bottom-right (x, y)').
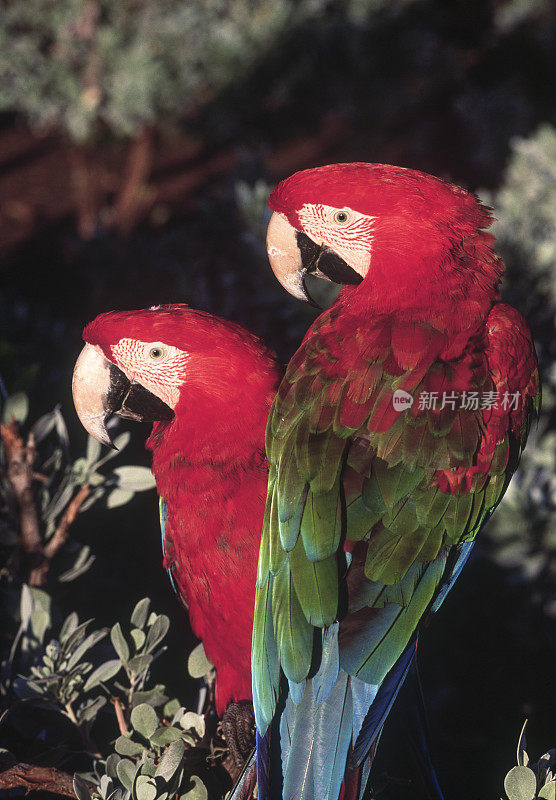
top-left (481, 126), bottom-right (556, 615)
top-left (0, 391), bottom-right (154, 586)
top-left (0, 389), bottom-right (232, 799)
top-left (0, 0), bottom-right (416, 143)
top-left (502, 722), bottom-right (556, 800)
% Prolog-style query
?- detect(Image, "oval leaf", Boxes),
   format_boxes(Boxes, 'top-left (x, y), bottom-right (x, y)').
top-left (83, 659), bottom-right (122, 692)
top-left (114, 735), bottom-right (144, 757)
top-left (107, 488), bottom-right (135, 509)
top-left (3, 392), bottom-right (29, 424)
top-left (131, 598), bottom-right (151, 630)
top-left (187, 643), bottom-right (213, 679)
top-left (504, 766), bottom-right (537, 800)
top-left (149, 726), bottom-right (183, 747)
top-left (179, 712), bottom-right (205, 738)
top-left (155, 739), bottom-right (185, 781)
top-left (135, 775), bottom-right (157, 800)
top-left (112, 466), bottom-right (156, 492)
top-left (540, 783), bottom-right (556, 800)
top-left (131, 628), bottom-right (146, 650)
top-left (116, 758), bottom-right (138, 792)
top-left (130, 703), bottom-right (158, 739)
top-left (110, 623), bottom-right (130, 664)
top-left (145, 615), bottom-right (170, 653)
top-left (180, 776), bottom-right (208, 800)
top-left (128, 654), bottom-right (153, 676)
top-left (73, 774), bottom-right (92, 800)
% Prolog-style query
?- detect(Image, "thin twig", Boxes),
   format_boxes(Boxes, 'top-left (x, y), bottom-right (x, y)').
top-left (112, 696), bottom-right (128, 735)
top-left (29, 483), bottom-right (91, 587)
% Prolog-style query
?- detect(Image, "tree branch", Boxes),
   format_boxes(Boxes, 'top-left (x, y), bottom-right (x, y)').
top-left (1, 419), bottom-right (92, 586)
top-left (0, 759), bottom-right (95, 798)
top-left (111, 127), bottom-right (155, 235)
top-left (1, 422), bottom-right (42, 561)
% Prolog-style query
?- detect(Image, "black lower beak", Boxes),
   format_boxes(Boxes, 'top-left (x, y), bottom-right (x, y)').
top-left (106, 364), bottom-right (174, 425)
top-left (296, 232), bottom-right (363, 306)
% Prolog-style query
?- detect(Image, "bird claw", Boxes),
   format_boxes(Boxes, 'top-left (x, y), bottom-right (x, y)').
top-left (222, 700), bottom-right (255, 768)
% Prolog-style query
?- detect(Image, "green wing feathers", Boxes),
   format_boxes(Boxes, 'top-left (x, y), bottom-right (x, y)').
top-left (252, 306), bottom-right (540, 734)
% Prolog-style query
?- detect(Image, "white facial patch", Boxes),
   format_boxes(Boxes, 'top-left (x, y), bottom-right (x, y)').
top-left (297, 203), bottom-right (376, 277)
top-left (110, 338), bottom-right (190, 410)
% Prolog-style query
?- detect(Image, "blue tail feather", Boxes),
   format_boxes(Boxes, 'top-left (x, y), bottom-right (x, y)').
top-left (352, 638), bottom-right (417, 766)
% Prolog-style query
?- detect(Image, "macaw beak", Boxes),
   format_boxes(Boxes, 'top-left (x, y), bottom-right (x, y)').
top-left (72, 343), bottom-right (174, 449)
top-left (266, 211), bottom-right (363, 306)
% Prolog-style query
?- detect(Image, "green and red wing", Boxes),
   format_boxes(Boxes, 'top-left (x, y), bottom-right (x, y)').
top-left (252, 303), bottom-right (539, 733)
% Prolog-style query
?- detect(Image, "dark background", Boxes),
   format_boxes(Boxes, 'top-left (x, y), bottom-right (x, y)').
top-left (0, 1), bottom-right (555, 797)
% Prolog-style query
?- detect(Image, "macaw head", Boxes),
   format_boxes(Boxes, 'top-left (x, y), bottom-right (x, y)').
top-left (266, 162), bottom-right (500, 312)
top-left (73, 304), bottom-right (275, 449)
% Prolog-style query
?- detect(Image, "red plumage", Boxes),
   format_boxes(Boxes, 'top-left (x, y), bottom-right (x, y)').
top-left (84, 304), bottom-right (281, 714)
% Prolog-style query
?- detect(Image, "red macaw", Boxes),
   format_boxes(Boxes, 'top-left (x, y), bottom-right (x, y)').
top-left (72, 304), bottom-right (281, 764)
top-left (251, 163), bottom-right (540, 800)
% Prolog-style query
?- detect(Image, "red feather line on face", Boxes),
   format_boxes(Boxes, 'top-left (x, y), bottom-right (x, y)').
top-left (83, 303), bottom-right (282, 714)
top-left (269, 162), bottom-right (503, 334)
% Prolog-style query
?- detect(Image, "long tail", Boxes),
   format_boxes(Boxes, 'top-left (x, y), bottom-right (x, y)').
top-left (227, 748), bottom-right (257, 800)
top-left (398, 661), bottom-right (444, 800)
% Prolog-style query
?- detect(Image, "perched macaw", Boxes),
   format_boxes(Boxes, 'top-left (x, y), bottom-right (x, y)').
top-left (252, 163), bottom-right (540, 800)
top-left (72, 304), bottom-right (281, 763)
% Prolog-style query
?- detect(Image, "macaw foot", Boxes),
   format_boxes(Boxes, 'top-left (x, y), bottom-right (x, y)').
top-left (222, 700), bottom-right (255, 768)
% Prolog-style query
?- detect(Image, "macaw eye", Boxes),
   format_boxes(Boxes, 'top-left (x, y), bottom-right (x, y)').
top-left (333, 210), bottom-right (350, 225)
top-left (148, 346), bottom-right (166, 361)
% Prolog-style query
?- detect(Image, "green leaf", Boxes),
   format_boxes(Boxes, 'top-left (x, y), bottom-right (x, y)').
top-left (83, 659), bottom-right (122, 691)
top-left (130, 703), bottom-right (158, 739)
top-left (3, 392), bottom-right (29, 424)
top-left (131, 685), bottom-right (169, 708)
top-left (155, 739), bottom-right (185, 781)
top-left (20, 584), bottom-right (33, 627)
top-left (58, 546), bottom-right (96, 582)
top-left (539, 783), bottom-right (556, 800)
top-left (504, 766), bottom-right (537, 800)
top-left (86, 435), bottom-right (102, 466)
top-left (163, 699), bottom-right (181, 719)
top-left (73, 774), bottom-right (92, 800)
top-left (187, 643), bottom-right (213, 679)
top-left (105, 754), bottom-right (121, 780)
top-left (112, 466), bottom-right (156, 492)
top-left (139, 757), bottom-right (157, 778)
top-left (149, 727), bottom-right (183, 747)
top-left (145, 616), bottom-right (170, 653)
top-left (114, 735), bottom-right (144, 757)
top-left (63, 619), bottom-right (93, 655)
top-left (180, 776), bottom-right (208, 800)
top-left (134, 775), bottom-right (157, 800)
top-left (78, 695), bottom-right (107, 722)
top-left (30, 410), bottom-right (57, 443)
top-left (59, 612), bottom-right (79, 644)
top-left (128, 654), bottom-right (153, 676)
top-left (179, 712), bottom-right (205, 738)
top-left (67, 629), bottom-right (108, 670)
top-left (111, 623), bottom-right (130, 664)
top-left (107, 489), bottom-right (135, 509)
top-left (131, 598), bottom-right (151, 630)
top-left (131, 629), bottom-right (146, 650)
top-left (112, 431), bottom-right (131, 452)
top-left (116, 758), bottom-right (138, 792)
top-left (517, 719), bottom-right (529, 767)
